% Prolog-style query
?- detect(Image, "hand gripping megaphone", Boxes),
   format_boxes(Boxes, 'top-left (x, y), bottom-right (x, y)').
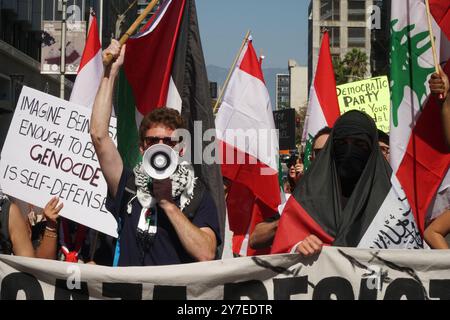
top-left (142, 144), bottom-right (179, 180)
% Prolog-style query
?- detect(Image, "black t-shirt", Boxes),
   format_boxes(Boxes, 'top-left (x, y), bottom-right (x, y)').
top-left (0, 197), bottom-right (12, 255)
top-left (106, 168), bottom-right (221, 267)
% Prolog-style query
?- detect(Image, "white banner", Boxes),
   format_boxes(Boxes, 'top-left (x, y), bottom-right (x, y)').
top-left (0, 247), bottom-right (449, 300)
top-left (0, 86), bottom-right (118, 238)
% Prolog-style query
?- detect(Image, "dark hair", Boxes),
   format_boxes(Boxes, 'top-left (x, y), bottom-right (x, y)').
top-left (312, 126), bottom-right (332, 148)
top-left (139, 108), bottom-right (185, 146)
top-left (287, 156), bottom-right (298, 168)
top-left (377, 129), bottom-right (390, 146)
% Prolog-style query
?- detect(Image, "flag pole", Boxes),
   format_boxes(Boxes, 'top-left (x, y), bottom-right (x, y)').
top-left (213, 30), bottom-right (251, 114)
top-left (103, 0), bottom-right (160, 66)
top-left (425, 0), bottom-right (440, 73)
top-left (425, 0), bottom-right (444, 100)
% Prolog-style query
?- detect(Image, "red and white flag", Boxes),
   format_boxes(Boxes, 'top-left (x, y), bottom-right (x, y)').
top-left (70, 11), bottom-right (102, 108)
top-left (215, 37), bottom-right (281, 256)
top-left (429, 0), bottom-right (450, 40)
top-left (302, 31), bottom-right (340, 169)
top-left (390, 0), bottom-right (450, 235)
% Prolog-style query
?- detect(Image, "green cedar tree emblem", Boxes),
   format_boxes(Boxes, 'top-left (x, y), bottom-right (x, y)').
top-left (390, 19), bottom-right (435, 127)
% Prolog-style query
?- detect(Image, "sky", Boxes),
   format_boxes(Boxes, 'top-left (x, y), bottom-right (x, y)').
top-left (196, 0), bottom-right (310, 69)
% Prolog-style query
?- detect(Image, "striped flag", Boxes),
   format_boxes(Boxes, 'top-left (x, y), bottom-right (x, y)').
top-left (215, 37), bottom-right (281, 256)
top-left (70, 11), bottom-right (102, 108)
top-left (272, 110), bottom-right (424, 254)
top-left (390, 0), bottom-right (450, 235)
top-left (117, 0), bottom-right (226, 255)
top-left (429, 0), bottom-right (450, 40)
top-left (302, 31), bottom-right (340, 169)
top-left (64, 10), bottom-right (103, 262)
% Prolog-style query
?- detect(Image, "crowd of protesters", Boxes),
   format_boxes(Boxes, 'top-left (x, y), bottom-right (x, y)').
top-left (0, 43), bottom-right (449, 267)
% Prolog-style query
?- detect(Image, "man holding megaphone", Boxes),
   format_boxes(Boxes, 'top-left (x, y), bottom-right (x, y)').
top-left (90, 40), bottom-right (221, 267)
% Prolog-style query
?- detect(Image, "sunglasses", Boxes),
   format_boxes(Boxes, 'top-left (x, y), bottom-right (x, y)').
top-left (143, 136), bottom-right (180, 148)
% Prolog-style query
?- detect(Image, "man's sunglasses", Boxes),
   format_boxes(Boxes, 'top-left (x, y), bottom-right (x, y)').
top-left (144, 136), bottom-right (181, 148)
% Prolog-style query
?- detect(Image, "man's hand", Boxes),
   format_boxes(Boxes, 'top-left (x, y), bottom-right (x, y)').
top-left (295, 235), bottom-right (323, 257)
top-left (103, 40), bottom-right (126, 77)
top-left (152, 178), bottom-right (174, 206)
top-left (429, 68), bottom-right (450, 101)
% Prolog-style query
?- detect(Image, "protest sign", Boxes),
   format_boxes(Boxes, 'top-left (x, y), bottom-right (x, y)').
top-left (336, 76), bottom-right (390, 133)
top-left (0, 247), bottom-right (449, 300)
top-left (273, 109), bottom-right (296, 151)
top-left (0, 86), bottom-right (118, 238)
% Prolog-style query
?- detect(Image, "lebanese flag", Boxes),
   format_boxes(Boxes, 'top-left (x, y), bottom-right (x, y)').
top-left (302, 31), bottom-right (340, 169)
top-left (215, 37), bottom-right (281, 256)
top-left (429, 0), bottom-right (450, 40)
top-left (390, 0), bottom-right (450, 236)
top-left (70, 11), bottom-right (102, 108)
top-left (118, 0), bottom-right (226, 254)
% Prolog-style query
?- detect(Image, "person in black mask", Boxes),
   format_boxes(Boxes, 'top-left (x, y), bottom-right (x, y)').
top-left (332, 119), bottom-right (372, 202)
top-left (271, 110), bottom-right (423, 256)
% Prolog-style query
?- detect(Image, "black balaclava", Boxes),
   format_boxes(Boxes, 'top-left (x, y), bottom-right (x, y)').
top-left (332, 112), bottom-right (373, 198)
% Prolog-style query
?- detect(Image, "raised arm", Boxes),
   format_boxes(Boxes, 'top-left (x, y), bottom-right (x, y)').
top-left (35, 197), bottom-right (63, 260)
top-left (429, 69), bottom-right (450, 149)
top-left (90, 40), bottom-right (125, 198)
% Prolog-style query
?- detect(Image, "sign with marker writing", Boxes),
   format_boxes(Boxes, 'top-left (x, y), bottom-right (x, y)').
top-left (0, 86), bottom-right (118, 238)
top-left (336, 76), bottom-right (390, 133)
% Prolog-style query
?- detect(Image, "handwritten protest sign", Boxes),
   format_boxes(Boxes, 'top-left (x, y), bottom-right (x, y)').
top-left (336, 76), bottom-right (390, 133)
top-left (0, 86), bottom-right (118, 238)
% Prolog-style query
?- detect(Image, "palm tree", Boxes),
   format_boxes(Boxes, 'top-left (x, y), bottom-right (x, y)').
top-left (332, 49), bottom-right (369, 84)
top-left (333, 57), bottom-right (347, 85)
top-left (343, 48), bottom-right (368, 82)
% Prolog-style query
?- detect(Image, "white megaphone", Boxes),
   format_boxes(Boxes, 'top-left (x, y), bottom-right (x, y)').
top-left (142, 144), bottom-right (179, 180)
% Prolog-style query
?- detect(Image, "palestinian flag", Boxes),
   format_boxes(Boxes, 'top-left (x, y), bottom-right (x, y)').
top-left (117, 0), bottom-right (226, 253)
top-left (272, 111), bottom-right (424, 254)
top-left (302, 31), bottom-right (340, 170)
top-left (390, 0), bottom-right (450, 235)
top-left (215, 37), bottom-right (281, 256)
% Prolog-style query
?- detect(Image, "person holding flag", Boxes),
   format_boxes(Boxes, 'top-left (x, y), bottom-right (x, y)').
top-left (424, 67), bottom-right (450, 249)
top-left (90, 40), bottom-right (221, 267)
top-left (272, 110), bottom-right (424, 256)
top-left (429, 69), bottom-right (450, 148)
top-left (390, 0), bottom-right (450, 239)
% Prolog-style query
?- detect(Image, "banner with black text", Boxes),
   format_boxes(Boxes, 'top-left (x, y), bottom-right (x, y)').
top-left (0, 86), bottom-right (118, 237)
top-left (1, 247), bottom-right (449, 300)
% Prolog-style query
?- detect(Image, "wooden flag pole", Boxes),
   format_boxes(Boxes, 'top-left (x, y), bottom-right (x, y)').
top-left (103, 0), bottom-right (160, 66)
top-left (213, 30), bottom-right (251, 114)
top-left (425, 0), bottom-right (440, 74)
top-left (425, 0), bottom-right (444, 100)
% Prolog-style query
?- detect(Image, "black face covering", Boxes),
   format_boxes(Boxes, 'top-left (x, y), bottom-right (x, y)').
top-left (333, 137), bottom-right (371, 197)
top-left (331, 111), bottom-right (375, 199)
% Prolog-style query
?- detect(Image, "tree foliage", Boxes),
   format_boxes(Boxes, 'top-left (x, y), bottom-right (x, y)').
top-left (333, 48), bottom-right (368, 85)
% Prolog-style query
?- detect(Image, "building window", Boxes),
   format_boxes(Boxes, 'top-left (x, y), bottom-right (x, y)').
top-left (348, 0), bottom-right (366, 21)
top-left (320, 0), bottom-right (340, 21)
top-left (326, 27), bottom-right (340, 48)
top-left (348, 27), bottom-right (366, 47)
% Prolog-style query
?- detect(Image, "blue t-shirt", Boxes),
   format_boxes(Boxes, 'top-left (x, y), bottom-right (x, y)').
top-left (106, 168), bottom-right (222, 266)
